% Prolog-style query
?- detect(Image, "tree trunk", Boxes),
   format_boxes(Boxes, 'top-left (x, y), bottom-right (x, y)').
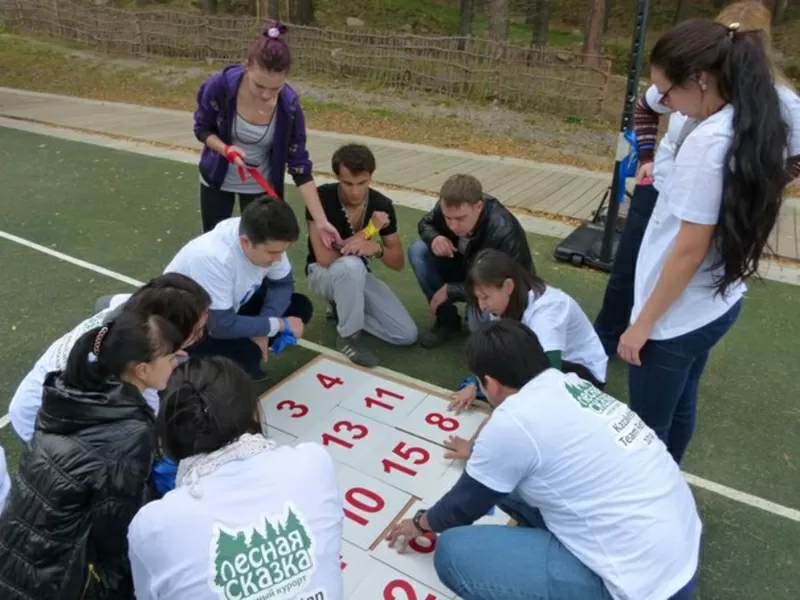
top-left (457, 0), bottom-right (475, 51)
top-left (581, 0), bottom-right (605, 69)
top-left (530, 0), bottom-right (550, 48)
top-left (295, 0), bottom-right (314, 25)
top-left (267, 0), bottom-right (280, 20)
top-left (487, 0), bottom-right (510, 44)
top-left (200, 0), bottom-right (217, 15)
top-left (772, 0), bottom-right (788, 25)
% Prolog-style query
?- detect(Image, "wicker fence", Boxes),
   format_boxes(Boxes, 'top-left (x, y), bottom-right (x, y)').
top-left (0, 0), bottom-right (613, 119)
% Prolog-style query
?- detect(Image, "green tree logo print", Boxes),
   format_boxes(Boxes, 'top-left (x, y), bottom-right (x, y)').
top-left (564, 379), bottom-right (616, 415)
top-left (209, 504), bottom-right (316, 600)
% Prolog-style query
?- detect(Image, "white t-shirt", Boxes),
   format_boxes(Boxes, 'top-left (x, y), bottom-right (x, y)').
top-left (467, 369), bottom-right (701, 600)
top-left (0, 446), bottom-right (10, 514)
top-left (164, 218), bottom-right (292, 313)
top-left (632, 105), bottom-right (746, 340)
top-left (8, 295), bottom-right (159, 443)
top-left (128, 441), bottom-right (343, 600)
top-left (645, 83), bottom-right (800, 191)
top-left (490, 287), bottom-right (607, 383)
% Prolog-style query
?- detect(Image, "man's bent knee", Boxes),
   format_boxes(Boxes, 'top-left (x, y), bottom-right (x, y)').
top-left (407, 239), bottom-right (430, 266)
top-left (433, 528), bottom-right (471, 595)
top-left (330, 255), bottom-right (368, 281)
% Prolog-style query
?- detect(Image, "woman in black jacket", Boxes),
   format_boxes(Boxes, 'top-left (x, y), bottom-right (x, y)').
top-left (0, 311), bottom-right (183, 600)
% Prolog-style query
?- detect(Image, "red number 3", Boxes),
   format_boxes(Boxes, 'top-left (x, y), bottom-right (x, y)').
top-left (383, 579), bottom-right (438, 600)
top-left (276, 400), bottom-right (308, 418)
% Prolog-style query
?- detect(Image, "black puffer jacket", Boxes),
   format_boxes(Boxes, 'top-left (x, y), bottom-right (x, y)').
top-left (0, 372), bottom-right (157, 600)
top-left (418, 195), bottom-right (534, 302)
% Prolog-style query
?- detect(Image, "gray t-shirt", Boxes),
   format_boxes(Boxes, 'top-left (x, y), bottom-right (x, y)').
top-left (220, 113), bottom-right (276, 194)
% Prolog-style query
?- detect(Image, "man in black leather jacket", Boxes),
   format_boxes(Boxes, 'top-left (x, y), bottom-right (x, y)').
top-left (408, 174), bottom-right (534, 348)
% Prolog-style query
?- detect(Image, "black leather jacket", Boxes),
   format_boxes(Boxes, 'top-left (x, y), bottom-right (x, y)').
top-left (0, 372), bottom-right (157, 600)
top-left (418, 195), bottom-right (534, 302)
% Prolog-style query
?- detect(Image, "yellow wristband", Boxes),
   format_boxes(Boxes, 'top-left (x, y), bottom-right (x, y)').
top-left (363, 219), bottom-right (380, 239)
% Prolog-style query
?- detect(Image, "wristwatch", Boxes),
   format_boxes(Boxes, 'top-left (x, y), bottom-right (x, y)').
top-left (412, 509), bottom-right (431, 534)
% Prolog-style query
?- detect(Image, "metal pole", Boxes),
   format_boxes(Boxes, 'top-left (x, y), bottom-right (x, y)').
top-left (598, 0), bottom-right (652, 265)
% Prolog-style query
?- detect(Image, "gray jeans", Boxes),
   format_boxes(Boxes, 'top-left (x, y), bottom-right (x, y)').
top-left (307, 257), bottom-right (418, 346)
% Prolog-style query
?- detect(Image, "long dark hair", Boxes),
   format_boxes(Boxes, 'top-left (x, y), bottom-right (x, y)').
top-left (158, 356), bottom-right (261, 461)
top-left (650, 19), bottom-right (789, 294)
top-left (64, 312), bottom-right (183, 393)
top-left (466, 249), bottom-right (546, 321)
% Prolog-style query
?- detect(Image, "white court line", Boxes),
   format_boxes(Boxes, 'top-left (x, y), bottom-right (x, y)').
top-left (1, 228), bottom-right (799, 524)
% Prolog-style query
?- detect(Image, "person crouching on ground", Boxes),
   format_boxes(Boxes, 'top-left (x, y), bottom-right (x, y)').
top-left (128, 356), bottom-right (344, 600)
top-left (0, 311), bottom-right (184, 599)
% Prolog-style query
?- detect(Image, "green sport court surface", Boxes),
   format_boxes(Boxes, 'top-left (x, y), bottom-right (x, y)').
top-left (0, 126), bottom-right (798, 599)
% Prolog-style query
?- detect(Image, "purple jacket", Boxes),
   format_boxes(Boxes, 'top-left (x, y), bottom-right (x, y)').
top-left (193, 65), bottom-right (314, 199)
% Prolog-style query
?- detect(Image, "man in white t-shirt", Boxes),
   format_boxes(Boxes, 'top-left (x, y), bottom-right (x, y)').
top-left (7, 274), bottom-right (211, 444)
top-left (165, 197), bottom-right (312, 380)
top-left (387, 320), bottom-right (701, 600)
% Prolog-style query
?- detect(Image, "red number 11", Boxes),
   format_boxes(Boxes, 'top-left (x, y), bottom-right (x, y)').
top-left (365, 387), bottom-right (404, 411)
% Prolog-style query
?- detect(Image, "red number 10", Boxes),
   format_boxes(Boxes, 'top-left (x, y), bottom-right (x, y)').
top-left (343, 487), bottom-right (385, 526)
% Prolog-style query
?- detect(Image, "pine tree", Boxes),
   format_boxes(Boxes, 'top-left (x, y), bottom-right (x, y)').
top-left (214, 529), bottom-right (237, 587)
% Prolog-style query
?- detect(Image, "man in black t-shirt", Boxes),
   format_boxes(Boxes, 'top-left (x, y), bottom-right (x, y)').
top-left (306, 144), bottom-right (418, 367)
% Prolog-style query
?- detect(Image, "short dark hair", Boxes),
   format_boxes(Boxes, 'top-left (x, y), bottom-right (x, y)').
top-left (466, 320), bottom-right (551, 390)
top-left (124, 273), bottom-right (210, 344)
top-left (65, 312), bottom-right (183, 393)
top-left (331, 144), bottom-right (377, 176)
top-left (158, 356), bottom-right (261, 460)
top-left (239, 196), bottom-right (300, 245)
top-left (439, 174), bottom-right (483, 207)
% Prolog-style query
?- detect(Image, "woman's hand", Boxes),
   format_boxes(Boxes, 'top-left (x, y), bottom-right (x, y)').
top-left (617, 321), bottom-right (653, 367)
top-left (222, 144), bottom-right (247, 168)
top-left (636, 161), bottom-right (654, 184)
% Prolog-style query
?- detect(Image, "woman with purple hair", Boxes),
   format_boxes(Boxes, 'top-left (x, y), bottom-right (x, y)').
top-left (193, 23), bottom-right (342, 247)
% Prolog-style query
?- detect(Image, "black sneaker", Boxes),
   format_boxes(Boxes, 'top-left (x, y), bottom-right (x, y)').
top-left (337, 333), bottom-right (379, 368)
top-left (420, 314), bottom-right (462, 349)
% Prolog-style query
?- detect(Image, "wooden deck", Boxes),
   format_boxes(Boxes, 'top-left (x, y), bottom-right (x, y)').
top-left (1, 86), bottom-right (797, 260)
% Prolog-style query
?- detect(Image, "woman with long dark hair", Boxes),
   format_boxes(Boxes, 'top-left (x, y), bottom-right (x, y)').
top-left (618, 18), bottom-right (790, 464)
top-left (0, 312), bottom-right (183, 599)
top-left (594, 1), bottom-right (800, 357)
top-left (450, 249), bottom-right (606, 413)
top-left (193, 21), bottom-right (341, 248)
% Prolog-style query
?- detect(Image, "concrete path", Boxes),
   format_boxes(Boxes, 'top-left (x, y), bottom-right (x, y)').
top-left (0, 86), bottom-right (797, 260)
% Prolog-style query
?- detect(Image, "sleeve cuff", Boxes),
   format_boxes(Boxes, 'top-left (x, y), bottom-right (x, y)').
top-left (291, 172), bottom-right (314, 188)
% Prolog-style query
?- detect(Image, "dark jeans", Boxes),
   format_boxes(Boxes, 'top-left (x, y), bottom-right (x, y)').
top-left (187, 285), bottom-right (314, 377)
top-left (594, 184), bottom-right (659, 356)
top-left (563, 360), bottom-right (605, 390)
top-left (200, 184), bottom-right (263, 233)
top-left (407, 239), bottom-right (467, 319)
top-left (629, 300), bottom-right (742, 465)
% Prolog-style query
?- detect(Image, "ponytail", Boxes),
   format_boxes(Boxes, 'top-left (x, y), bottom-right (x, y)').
top-left (63, 311), bottom-right (183, 393)
top-left (716, 30), bottom-right (788, 293)
top-left (159, 356), bottom-right (261, 461)
top-left (650, 19), bottom-right (789, 295)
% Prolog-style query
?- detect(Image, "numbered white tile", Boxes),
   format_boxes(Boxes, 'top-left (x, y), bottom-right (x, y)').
top-left (338, 464), bottom-right (412, 550)
top-left (370, 500), bottom-right (452, 597)
top-left (337, 374), bottom-right (427, 426)
top-left (261, 372), bottom-right (342, 437)
top-left (348, 558), bottom-right (453, 600)
top-left (398, 395), bottom-right (489, 447)
top-left (421, 462), bottom-right (463, 504)
top-left (340, 540), bottom-right (372, 597)
top-left (265, 426), bottom-right (296, 446)
top-left (361, 430), bottom-right (454, 498)
top-left (298, 406), bottom-right (392, 467)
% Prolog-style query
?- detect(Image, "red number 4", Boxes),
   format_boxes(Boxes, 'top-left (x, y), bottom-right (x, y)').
top-left (317, 373), bottom-right (344, 389)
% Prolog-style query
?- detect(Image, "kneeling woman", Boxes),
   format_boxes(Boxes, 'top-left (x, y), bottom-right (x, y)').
top-left (451, 249), bottom-right (607, 411)
top-left (127, 356), bottom-right (344, 600)
top-left (0, 312), bottom-right (183, 599)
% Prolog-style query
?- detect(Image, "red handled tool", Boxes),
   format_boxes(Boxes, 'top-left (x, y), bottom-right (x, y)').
top-left (223, 146), bottom-right (280, 200)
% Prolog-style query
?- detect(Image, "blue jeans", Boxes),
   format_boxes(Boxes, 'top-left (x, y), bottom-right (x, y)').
top-left (187, 289), bottom-right (313, 377)
top-left (629, 300), bottom-right (742, 464)
top-left (594, 184), bottom-right (659, 356)
top-left (407, 239), bottom-right (466, 319)
top-left (435, 493), bottom-right (698, 600)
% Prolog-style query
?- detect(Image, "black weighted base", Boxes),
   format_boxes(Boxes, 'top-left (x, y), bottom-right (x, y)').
top-left (553, 221), bottom-right (620, 272)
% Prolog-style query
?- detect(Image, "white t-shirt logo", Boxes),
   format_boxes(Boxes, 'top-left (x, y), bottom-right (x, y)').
top-left (209, 503), bottom-right (317, 600)
top-left (563, 379), bottom-right (615, 415)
